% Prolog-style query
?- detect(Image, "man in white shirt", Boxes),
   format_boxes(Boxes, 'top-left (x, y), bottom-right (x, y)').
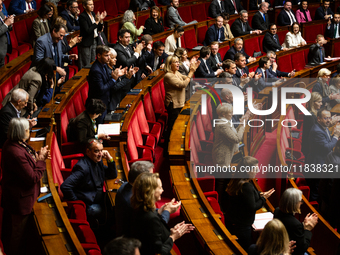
top-left (277, 1), bottom-right (297, 26)
top-left (195, 46), bottom-right (223, 78)
top-left (8, 0), bottom-right (35, 14)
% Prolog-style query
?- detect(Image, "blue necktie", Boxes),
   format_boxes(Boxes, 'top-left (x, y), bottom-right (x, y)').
top-left (319, 48), bottom-right (324, 63)
top-left (263, 13), bottom-right (266, 22)
top-left (274, 35), bottom-right (278, 45)
top-left (217, 29), bottom-right (221, 41)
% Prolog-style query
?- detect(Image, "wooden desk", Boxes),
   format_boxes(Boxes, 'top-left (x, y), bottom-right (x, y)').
top-left (331, 104), bottom-right (340, 115)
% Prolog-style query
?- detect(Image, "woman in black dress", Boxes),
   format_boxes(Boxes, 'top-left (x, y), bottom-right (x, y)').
top-left (144, 6), bottom-right (164, 35)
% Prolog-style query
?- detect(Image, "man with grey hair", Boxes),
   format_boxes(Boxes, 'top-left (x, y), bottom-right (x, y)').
top-left (231, 10), bottom-right (262, 37)
top-left (251, 2), bottom-right (270, 30)
top-left (266, 50), bottom-right (295, 78)
top-left (224, 38), bottom-right (256, 63)
top-left (0, 89), bottom-right (37, 148)
top-left (115, 161), bottom-right (180, 236)
top-left (167, 0), bottom-right (197, 29)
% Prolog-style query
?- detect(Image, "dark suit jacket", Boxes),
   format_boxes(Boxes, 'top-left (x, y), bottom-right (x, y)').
top-left (308, 43), bottom-right (325, 65)
top-left (158, 0), bottom-right (171, 5)
top-left (60, 9), bottom-right (80, 32)
top-left (301, 112), bottom-right (317, 157)
top-left (145, 50), bottom-right (168, 72)
top-left (209, 0), bottom-right (226, 18)
top-left (274, 0), bottom-right (299, 6)
top-left (223, 46), bottom-right (250, 62)
top-left (114, 43), bottom-right (139, 69)
top-left (315, 6), bottom-right (334, 20)
top-left (312, 81), bottom-right (330, 105)
top-left (254, 67), bottom-right (275, 92)
top-left (203, 24), bottom-right (226, 46)
top-left (1, 140), bottom-right (45, 215)
top-left (67, 111), bottom-right (95, 145)
top-left (195, 57), bottom-right (216, 78)
top-left (144, 17), bottom-right (164, 35)
top-left (97, 31), bottom-right (115, 48)
top-left (131, 209), bottom-right (173, 255)
top-left (277, 9), bottom-right (296, 26)
top-left (60, 156), bottom-right (117, 205)
top-left (274, 208), bottom-right (313, 255)
top-left (251, 11), bottom-right (269, 30)
top-left (233, 66), bottom-right (254, 92)
top-left (0, 103), bottom-right (18, 148)
top-left (262, 32), bottom-right (282, 53)
top-left (79, 11), bottom-right (103, 47)
top-left (8, 0), bottom-right (36, 14)
top-left (224, 0), bottom-right (243, 15)
top-left (307, 122), bottom-right (338, 165)
top-left (249, 0), bottom-right (270, 10)
top-left (230, 18), bottom-right (253, 37)
top-left (268, 66), bottom-right (289, 78)
top-left (209, 52), bottom-right (222, 71)
top-left (325, 22), bottom-right (340, 39)
top-left (129, 0), bottom-right (155, 12)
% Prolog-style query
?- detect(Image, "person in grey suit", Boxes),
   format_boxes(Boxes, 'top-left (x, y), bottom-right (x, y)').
top-left (0, 1), bottom-right (14, 68)
top-left (231, 10), bottom-right (261, 37)
top-left (308, 34), bottom-right (329, 65)
top-left (32, 23), bottom-right (78, 80)
top-left (167, 0), bottom-right (197, 29)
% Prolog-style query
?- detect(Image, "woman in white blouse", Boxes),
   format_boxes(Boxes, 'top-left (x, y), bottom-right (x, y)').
top-left (165, 25), bottom-right (184, 55)
top-left (282, 22), bottom-right (307, 49)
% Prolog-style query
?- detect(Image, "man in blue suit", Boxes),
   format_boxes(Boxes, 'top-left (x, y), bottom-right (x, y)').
top-left (32, 23), bottom-right (78, 83)
top-left (60, 0), bottom-right (80, 32)
top-left (266, 51), bottom-right (295, 78)
top-left (315, 0), bottom-right (334, 20)
top-left (8, 0), bottom-right (36, 14)
top-left (306, 109), bottom-right (340, 201)
top-left (61, 139), bottom-right (117, 224)
top-left (223, 38), bottom-right (256, 64)
top-left (195, 46), bottom-right (223, 78)
top-left (277, 1), bottom-right (297, 26)
top-left (203, 16), bottom-right (225, 46)
top-left (87, 45), bottom-right (137, 123)
top-left (255, 56), bottom-right (282, 92)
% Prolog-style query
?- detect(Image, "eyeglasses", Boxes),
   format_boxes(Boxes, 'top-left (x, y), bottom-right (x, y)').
top-left (71, 6), bottom-right (79, 8)
top-left (323, 117), bottom-right (332, 120)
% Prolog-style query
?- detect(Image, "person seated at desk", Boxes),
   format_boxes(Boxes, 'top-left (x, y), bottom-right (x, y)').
top-left (274, 188), bottom-right (318, 255)
top-left (255, 56), bottom-right (283, 93)
top-left (251, 2), bottom-right (270, 31)
top-left (145, 41), bottom-right (168, 74)
top-left (266, 51), bottom-right (295, 78)
top-left (144, 6), bottom-right (165, 36)
top-left (281, 22), bottom-right (306, 49)
top-left (60, 138), bottom-right (117, 226)
top-left (164, 25), bottom-right (183, 56)
top-left (8, 0), bottom-right (36, 15)
top-left (325, 13), bottom-right (340, 39)
top-left (209, 41), bottom-right (223, 72)
top-left (221, 13), bottom-right (234, 40)
top-left (308, 34), bottom-right (329, 65)
top-left (224, 38), bottom-right (256, 64)
top-left (203, 16), bottom-right (225, 46)
top-left (195, 46), bottom-right (223, 78)
top-left (67, 98), bottom-right (110, 146)
top-left (262, 23), bottom-right (288, 53)
top-left (296, 0), bottom-right (312, 24)
top-left (230, 10), bottom-right (262, 37)
top-left (60, 0), bottom-right (80, 32)
top-left (277, 1), bottom-right (297, 26)
top-left (315, 0), bottom-right (334, 20)
top-left (121, 10), bottom-right (145, 44)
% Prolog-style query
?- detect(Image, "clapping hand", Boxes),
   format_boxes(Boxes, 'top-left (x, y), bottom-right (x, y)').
top-left (170, 221), bottom-right (195, 242)
top-left (112, 66), bottom-right (127, 80)
top-left (260, 188), bottom-right (275, 199)
top-left (36, 145), bottom-right (50, 161)
top-left (126, 66), bottom-right (139, 79)
top-left (158, 198), bottom-right (181, 215)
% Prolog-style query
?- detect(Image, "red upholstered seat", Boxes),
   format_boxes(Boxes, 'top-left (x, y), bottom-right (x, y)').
top-left (143, 92), bottom-right (167, 133)
top-left (180, 35), bottom-right (186, 48)
top-left (130, 113), bottom-right (156, 151)
top-left (103, 0), bottom-right (118, 17)
top-left (10, 30), bottom-right (31, 55)
top-left (304, 24), bottom-right (325, 43)
top-left (191, 3), bottom-right (207, 22)
top-left (183, 28), bottom-right (198, 49)
top-left (21, 62), bottom-right (31, 74)
top-left (333, 41), bottom-right (340, 57)
top-left (25, 15), bottom-right (38, 38)
top-left (66, 201), bottom-right (87, 221)
top-left (177, 6), bottom-right (192, 23)
top-left (197, 25), bottom-right (208, 45)
top-left (0, 79), bottom-right (13, 106)
top-left (292, 50), bottom-right (306, 71)
top-left (151, 81), bottom-right (168, 116)
top-left (127, 125), bottom-right (154, 163)
top-left (13, 20), bottom-right (31, 45)
top-left (6, 49), bottom-right (18, 64)
top-left (136, 12), bottom-right (150, 28)
top-left (244, 37), bottom-right (261, 57)
top-left (70, 220), bottom-right (98, 244)
top-left (116, 0), bottom-right (129, 14)
top-left (155, 197), bottom-right (181, 220)
top-left (93, 0), bottom-right (105, 13)
top-left (277, 29), bottom-right (288, 45)
top-left (277, 54), bottom-right (292, 73)
top-left (172, 243), bottom-right (181, 255)
top-left (205, 191), bottom-right (225, 224)
top-left (196, 111), bottom-right (214, 142)
top-left (108, 22), bottom-right (120, 44)
top-left (258, 35), bottom-right (265, 52)
top-left (10, 70), bottom-right (22, 87)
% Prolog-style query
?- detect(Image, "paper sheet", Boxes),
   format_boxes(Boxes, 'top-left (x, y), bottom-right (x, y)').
top-left (97, 123), bottom-right (121, 135)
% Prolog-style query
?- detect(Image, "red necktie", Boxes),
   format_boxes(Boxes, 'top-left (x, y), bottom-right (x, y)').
top-left (28, 2), bottom-right (32, 9)
top-left (232, 0), bottom-right (237, 12)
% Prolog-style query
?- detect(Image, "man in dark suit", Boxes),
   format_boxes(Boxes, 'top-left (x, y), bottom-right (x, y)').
top-left (209, 41), bottom-right (223, 72)
top-left (251, 2), bottom-right (270, 30)
top-left (249, 0), bottom-right (270, 10)
top-left (0, 89), bottom-right (37, 148)
top-left (224, 38), bottom-right (256, 63)
top-left (97, 25), bottom-right (115, 47)
top-left (325, 13), bottom-right (340, 39)
top-left (33, 23), bottom-right (78, 83)
top-left (145, 41), bottom-right (168, 74)
top-left (158, 0), bottom-right (171, 5)
top-left (277, 1), bottom-right (297, 26)
top-left (266, 50), bottom-right (295, 78)
top-left (61, 139), bottom-right (117, 224)
top-left (209, 0), bottom-right (225, 18)
top-left (203, 16), bottom-right (225, 46)
top-left (134, 34), bottom-right (154, 82)
top-left (8, 0), bottom-right (35, 14)
top-left (78, 0), bottom-right (106, 70)
top-left (0, 0), bottom-right (13, 68)
top-left (255, 56), bottom-right (282, 92)
top-left (306, 109), bottom-right (340, 201)
top-left (231, 10), bottom-right (262, 37)
top-left (60, 0), bottom-right (80, 32)
top-left (315, 0), bottom-right (334, 20)
top-left (88, 45), bottom-right (135, 123)
top-left (222, 59), bottom-right (250, 91)
top-left (225, 0), bottom-right (243, 15)
top-left (195, 46), bottom-right (223, 78)
top-left (308, 34), bottom-right (328, 65)
top-left (129, 0), bottom-right (155, 12)
top-left (263, 24), bottom-right (288, 53)
top-left (274, 0), bottom-right (299, 7)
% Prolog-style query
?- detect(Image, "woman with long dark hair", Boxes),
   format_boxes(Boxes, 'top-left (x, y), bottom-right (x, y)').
top-left (32, 4), bottom-right (53, 45)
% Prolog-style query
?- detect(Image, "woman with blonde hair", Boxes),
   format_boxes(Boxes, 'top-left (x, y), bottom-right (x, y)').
top-left (248, 219), bottom-right (291, 255)
top-left (224, 156), bottom-right (275, 250)
top-left (274, 188), bottom-right (318, 255)
top-left (121, 10), bottom-right (144, 44)
top-left (131, 172), bottom-right (194, 255)
top-left (312, 68), bottom-right (337, 110)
